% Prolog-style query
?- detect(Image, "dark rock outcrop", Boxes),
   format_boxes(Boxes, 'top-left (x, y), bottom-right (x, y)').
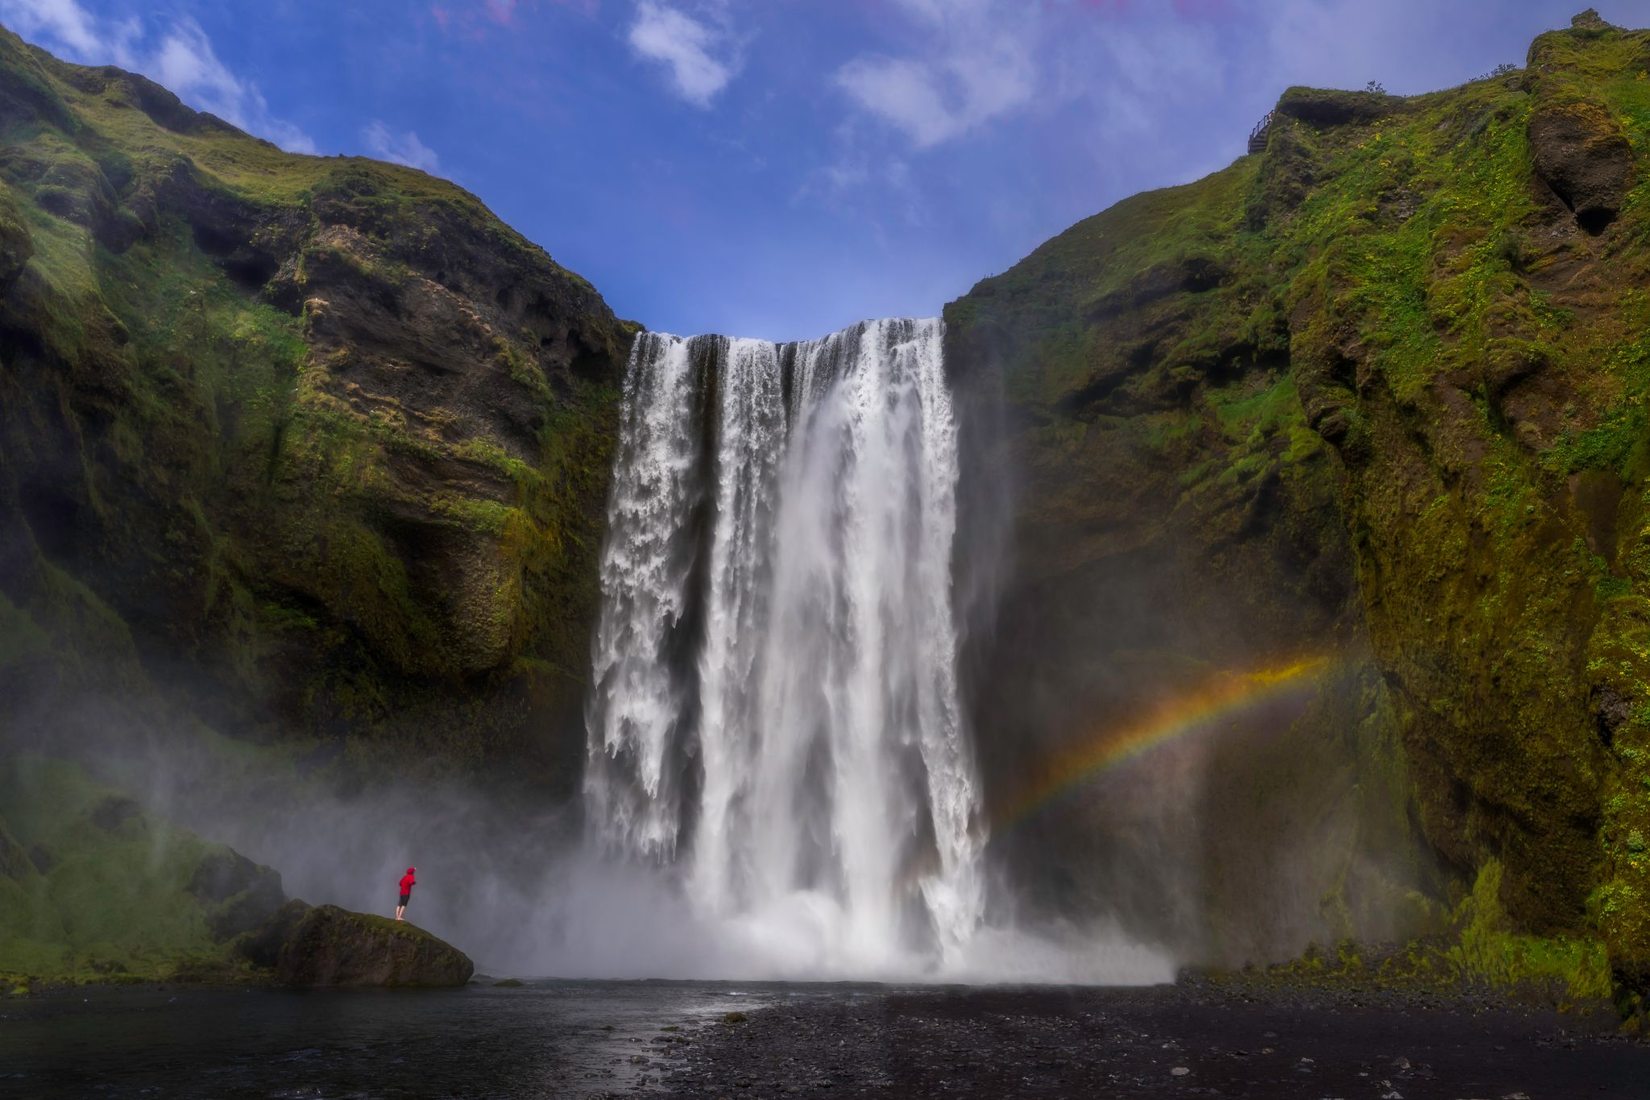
top-left (1528, 99), bottom-right (1634, 232)
top-left (1276, 86), bottom-right (1402, 127)
top-left (262, 903), bottom-right (474, 988)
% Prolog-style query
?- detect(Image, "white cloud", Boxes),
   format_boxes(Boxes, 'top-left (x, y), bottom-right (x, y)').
top-left (836, 57), bottom-right (957, 148)
top-left (0, 0), bottom-right (137, 62)
top-left (0, 0), bottom-right (315, 153)
top-left (362, 121), bottom-right (441, 173)
top-left (627, 1), bottom-right (737, 107)
top-left (834, 2), bottom-right (1035, 149)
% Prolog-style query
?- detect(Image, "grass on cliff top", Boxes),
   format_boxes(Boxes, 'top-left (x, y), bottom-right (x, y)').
top-left (1528, 23), bottom-right (1650, 109)
top-left (950, 158), bottom-right (1264, 403)
top-left (1282, 79), bottom-right (1545, 404)
top-left (1000, 156), bottom-right (1260, 307)
top-left (0, 26), bottom-right (588, 289)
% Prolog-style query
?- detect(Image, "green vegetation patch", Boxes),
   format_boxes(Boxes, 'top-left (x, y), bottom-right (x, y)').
top-left (0, 756), bottom-right (266, 986)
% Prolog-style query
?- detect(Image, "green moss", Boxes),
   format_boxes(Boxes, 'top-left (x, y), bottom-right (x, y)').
top-left (0, 756), bottom-right (266, 985)
top-left (1450, 861), bottom-right (1613, 1003)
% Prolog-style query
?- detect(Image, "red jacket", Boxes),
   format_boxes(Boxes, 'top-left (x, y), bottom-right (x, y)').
top-left (399, 869), bottom-right (416, 894)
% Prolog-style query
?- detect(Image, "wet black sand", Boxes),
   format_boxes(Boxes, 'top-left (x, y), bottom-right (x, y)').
top-left (661, 983), bottom-right (1650, 1099)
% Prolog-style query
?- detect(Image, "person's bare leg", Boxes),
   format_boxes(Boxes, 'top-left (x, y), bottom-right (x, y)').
top-left (395, 905), bottom-right (405, 921)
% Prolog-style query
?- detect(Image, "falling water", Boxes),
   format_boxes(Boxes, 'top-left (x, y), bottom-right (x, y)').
top-left (585, 318), bottom-right (985, 970)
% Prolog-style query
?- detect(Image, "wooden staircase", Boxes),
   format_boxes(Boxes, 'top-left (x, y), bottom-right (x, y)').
top-left (1248, 110), bottom-right (1274, 154)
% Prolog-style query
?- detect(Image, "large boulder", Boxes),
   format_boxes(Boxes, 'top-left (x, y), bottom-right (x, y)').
top-left (261, 902), bottom-right (474, 988)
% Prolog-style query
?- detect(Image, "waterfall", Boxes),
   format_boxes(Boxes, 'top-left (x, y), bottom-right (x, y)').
top-left (585, 318), bottom-right (984, 969)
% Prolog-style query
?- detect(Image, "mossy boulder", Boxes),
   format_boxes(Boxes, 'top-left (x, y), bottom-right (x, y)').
top-left (266, 903), bottom-right (474, 988)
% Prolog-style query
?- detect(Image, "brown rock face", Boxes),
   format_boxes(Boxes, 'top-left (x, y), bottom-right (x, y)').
top-left (271, 903), bottom-right (474, 988)
top-left (1528, 99), bottom-right (1634, 233)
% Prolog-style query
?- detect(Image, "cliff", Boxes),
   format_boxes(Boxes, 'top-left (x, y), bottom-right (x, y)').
top-left (946, 10), bottom-right (1650, 992)
top-left (7, 7), bottom-right (1650, 1004)
top-left (0, 25), bottom-right (633, 785)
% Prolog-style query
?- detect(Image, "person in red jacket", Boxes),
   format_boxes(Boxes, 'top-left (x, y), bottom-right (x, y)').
top-left (395, 867), bottom-right (416, 921)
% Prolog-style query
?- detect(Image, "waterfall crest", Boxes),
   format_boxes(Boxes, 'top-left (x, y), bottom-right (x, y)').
top-left (585, 318), bottom-right (984, 969)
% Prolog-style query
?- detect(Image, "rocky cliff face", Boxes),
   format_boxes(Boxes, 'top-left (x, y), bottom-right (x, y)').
top-left (0, 28), bottom-right (633, 784)
top-left (947, 12), bottom-right (1650, 987)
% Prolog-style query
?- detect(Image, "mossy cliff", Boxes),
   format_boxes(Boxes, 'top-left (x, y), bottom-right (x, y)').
top-left (947, 11), bottom-right (1650, 991)
top-left (0, 754), bottom-right (282, 988)
top-left (0, 26), bottom-right (633, 783)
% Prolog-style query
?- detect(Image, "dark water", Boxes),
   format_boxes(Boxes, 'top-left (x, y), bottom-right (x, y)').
top-left (9, 980), bottom-right (1650, 1099)
top-left (0, 979), bottom-right (860, 1099)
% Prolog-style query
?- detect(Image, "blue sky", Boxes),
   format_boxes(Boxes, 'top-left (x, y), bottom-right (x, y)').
top-left (2, 0), bottom-right (1646, 340)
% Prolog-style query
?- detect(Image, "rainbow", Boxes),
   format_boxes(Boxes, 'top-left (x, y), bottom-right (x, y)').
top-left (988, 655), bottom-right (1332, 829)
